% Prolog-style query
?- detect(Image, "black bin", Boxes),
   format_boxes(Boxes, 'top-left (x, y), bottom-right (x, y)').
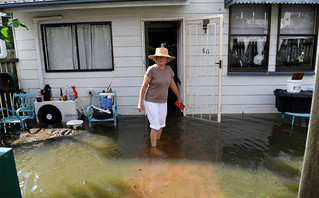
top-left (274, 89), bottom-right (313, 113)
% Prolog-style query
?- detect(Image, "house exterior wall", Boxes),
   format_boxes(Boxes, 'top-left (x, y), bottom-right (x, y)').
top-left (11, 0), bottom-right (317, 115)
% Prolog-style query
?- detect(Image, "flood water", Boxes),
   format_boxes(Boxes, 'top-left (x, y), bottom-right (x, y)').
top-left (1, 113), bottom-right (308, 197)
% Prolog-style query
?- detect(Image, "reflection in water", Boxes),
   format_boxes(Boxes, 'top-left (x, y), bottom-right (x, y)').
top-left (0, 114), bottom-right (308, 197)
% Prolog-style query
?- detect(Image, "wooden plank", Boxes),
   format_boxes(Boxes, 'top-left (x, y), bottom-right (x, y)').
top-left (44, 77), bottom-right (142, 88)
top-left (15, 39), bottom-right (36, 51)
top-left (221, 104), bottom-right (278, 113)
top-left (222, 95), bottom-right (275, 105)
top-left (0, 59), bottom-right (19, 63)
top-left (113, 36), bottom-right (141, 47)
top-left (18, 60), bottom-right (38, 70)
top-left (16, 50), bottom-right (37, 60)
top-left (40, 67), bottom-right (143, 79)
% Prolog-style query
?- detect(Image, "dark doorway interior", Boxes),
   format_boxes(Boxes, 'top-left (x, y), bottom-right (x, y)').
top-left (145, 21), bottom-right (182, 116)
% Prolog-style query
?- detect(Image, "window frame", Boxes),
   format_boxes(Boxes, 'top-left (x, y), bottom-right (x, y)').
top-left (228, 4), bottom-right (271, 72)
top-left (41, 21), bottom-right (114, 72)
top-left (276, 5), bottom-right (319, 72)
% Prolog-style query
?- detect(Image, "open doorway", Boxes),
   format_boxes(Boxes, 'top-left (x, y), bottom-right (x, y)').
top-left (144, 21), bottom-right (183, 116)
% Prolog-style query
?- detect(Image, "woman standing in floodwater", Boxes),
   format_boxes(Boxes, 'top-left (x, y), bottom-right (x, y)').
top-left (137, 46), bottom-right (183, 149)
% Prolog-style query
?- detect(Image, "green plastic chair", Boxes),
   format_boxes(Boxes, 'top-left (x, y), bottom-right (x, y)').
top-left (86, 91), bottom-right (118, 127)
top-left (0, 93), bottom-right (36, 132)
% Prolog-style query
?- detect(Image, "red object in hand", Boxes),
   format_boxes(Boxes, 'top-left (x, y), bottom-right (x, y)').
top-left (175, 100), bottom-right (185, 110)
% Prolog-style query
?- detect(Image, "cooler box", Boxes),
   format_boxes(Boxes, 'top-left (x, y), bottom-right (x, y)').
top-left (99, 96), bottom-right (112, 108)
top-left (99, 93), bottom-right (115, 108)
top-left (274, 89), bottom-right (313, 113)
top-left (0, 148), bottom-right (22, 198)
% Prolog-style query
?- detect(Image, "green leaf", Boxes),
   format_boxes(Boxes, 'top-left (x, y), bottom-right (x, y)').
top-left (1, 27), bottom-right (9, 38)
top-left (19, 23), bottom-right (29, 30)
top-left (4, 37), bottom-right (10, 43)
top-left (7, 18), bottom-right (28, 30)
top-left (11, 18), bottom-right (21, 28)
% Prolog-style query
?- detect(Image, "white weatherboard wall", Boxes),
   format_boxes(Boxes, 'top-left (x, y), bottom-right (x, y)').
top-left (12, 0), bottom-right (316, 115)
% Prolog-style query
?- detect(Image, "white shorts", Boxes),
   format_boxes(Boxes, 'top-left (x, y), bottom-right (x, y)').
top-left (144, 101), bottom-right (167, 130)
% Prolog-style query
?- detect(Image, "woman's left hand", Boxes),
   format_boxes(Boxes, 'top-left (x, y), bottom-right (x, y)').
top-left (178, 97), bottom-right (183, 105)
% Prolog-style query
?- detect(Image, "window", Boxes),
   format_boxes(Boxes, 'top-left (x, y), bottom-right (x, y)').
top-left (41, 22), bottom-right (114, 72)
top-left (229, 5), bottom-right (270, 72)
top-left (277, 5), bottom-right (317, 71)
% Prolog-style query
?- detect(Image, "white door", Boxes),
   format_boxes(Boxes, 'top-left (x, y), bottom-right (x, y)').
top-left (184, 15), bottom-right (223, 122)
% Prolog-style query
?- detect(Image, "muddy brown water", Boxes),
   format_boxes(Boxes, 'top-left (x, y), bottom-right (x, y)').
top-left (0, 113), bottom-right (308, 197)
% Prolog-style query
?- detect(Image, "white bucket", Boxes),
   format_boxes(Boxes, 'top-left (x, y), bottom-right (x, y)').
top-left (287, 80), bottom-right (302, 93)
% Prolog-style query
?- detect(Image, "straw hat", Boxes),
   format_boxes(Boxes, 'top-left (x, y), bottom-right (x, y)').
top-left (148, 47), bottom-right (175, 60)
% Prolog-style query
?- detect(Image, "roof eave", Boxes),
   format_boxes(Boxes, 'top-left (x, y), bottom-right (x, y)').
top-left (0, 0), bottom-right (189, 12)
top-left (0, 0), bottom-right (149, 8)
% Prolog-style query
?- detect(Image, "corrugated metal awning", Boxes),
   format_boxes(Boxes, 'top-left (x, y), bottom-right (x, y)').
top-left (225, 0), bottom-right (319, 8)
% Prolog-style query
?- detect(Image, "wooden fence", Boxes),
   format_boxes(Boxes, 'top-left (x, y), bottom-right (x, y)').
top-left (0, 50), bottom-right (20, 118)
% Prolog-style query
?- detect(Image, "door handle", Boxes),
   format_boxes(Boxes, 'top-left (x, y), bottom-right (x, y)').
top-left (216, 60), bottom-right (222, 69)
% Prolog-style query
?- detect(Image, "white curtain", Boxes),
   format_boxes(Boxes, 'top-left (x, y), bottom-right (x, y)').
top-left (280, 5), bottom-right (315, 35)
top-left (46, 24), bottom-right (112, 70)
top-left (46, 26), bottom-right (76, 70)
top-left (90, 25), bottom-right (112, 69)
top-left (77, 24), bottom-right (112, 70)
top-left (231, 5), bottom-right (268, 35)
top-left (253, 38), bottom-right (265, 65)
top-left (77, 24), bottom-right (92, 70)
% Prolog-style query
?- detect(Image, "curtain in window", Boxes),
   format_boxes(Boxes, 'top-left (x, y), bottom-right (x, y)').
top-left (91, 25), bottom-right (112, 69)
top-left (230, 36), bottom-right (267, 68)
top-left (277, 36), bottom-right (314, 69)
top-left (46, 26), bottom-right (76, 70)
top-left (231, 5), bottom-right (268, 35)
top-left (77, 24), bottom-right (92, 70)
top-left (44, 23), bottom-right (113, 71)
top-left (280, 5), bottom-right (316, 35)
top-left (229, 5), bottom-right (269, 71)
top-left (77, 24), bottom-right (112, 70)
top-left (277, 5), bottom-right (316, 71)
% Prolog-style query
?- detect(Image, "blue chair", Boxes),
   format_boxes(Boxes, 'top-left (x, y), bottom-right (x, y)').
top-left (0, 93), bottom-right (36, 132)
top-left (86, 91), bottom-right (118, 127)
top-left (282, 112), bottom-right (310, 130)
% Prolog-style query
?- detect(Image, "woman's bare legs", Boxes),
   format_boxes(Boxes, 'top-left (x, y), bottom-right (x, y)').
top-left (157, 128), bottom-right (163, 140)
top-left (150, 128), bottom-right (166, 156)
top-left (151, 128), bottom-right (163, 147)
top-left (150, 129), bottom-right (159, 147)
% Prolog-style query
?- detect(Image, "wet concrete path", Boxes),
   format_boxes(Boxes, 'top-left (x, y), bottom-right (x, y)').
top-left (1, 113), bottom-right (308, 197)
